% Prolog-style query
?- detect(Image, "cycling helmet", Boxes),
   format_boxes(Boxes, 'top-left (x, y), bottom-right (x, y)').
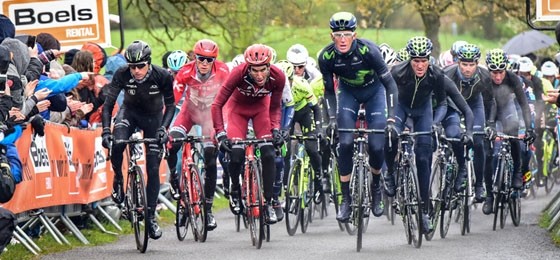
top-left (167, 50), bottom-right (188, 72)
top-left (457, 43), bottom-right (481, 62)
top-left (125, 40), bottom-right (151, 63)
top-left (275, 60), bottom-right (294, 79)
top-left (244, 44), bottom-right (272, 66)
top-left (541, 61), bottom-right (558, 76)
top-left (438, 50), bottom-right (454, 67)
top-left (231, 54), bottom-right (245, 67)
top-left (485, 49), bottom-right (508, 71)
top-left (396, 47), bottom-right (410, 62)
top-left (287, 44), bottom-right (309, 65)
top-left (518, 57), bottom-right (533, 73)
top-left (406, 36), bottom-right (433, 58)
top-left (268, 46), bottom-right (277, 64)
top-left (307, 56), bottom-right (317, 68)
top-left (451, 40), bottom-right (468, 59)
top-left (379, 43), bottom-right (397, 66)
top-left (329, 12), bottom-right (357, 32)
top-left (194, 39), bottom-right (219, 58)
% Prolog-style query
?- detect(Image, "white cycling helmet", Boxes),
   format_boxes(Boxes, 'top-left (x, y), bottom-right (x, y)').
top-left (518, 57), bottom-right (533, 73)
top-left (541, 61), bottom-right (558, 76)
top-left (268, 46), bottom-right (277, 64)
top-left (287, 44), bottom-right (309, 65)
top-left (438, 50), bottom-right (454, 68)
top-left (231, 54), bottom-right (245, 68)
top-left (379, 43), bottom-right (397, 66)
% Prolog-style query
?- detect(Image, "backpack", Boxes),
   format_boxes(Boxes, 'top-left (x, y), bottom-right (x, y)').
top-left (0, 207), bottom-right (16, 255)
top-left (0, 146), bottom-right (15, 204)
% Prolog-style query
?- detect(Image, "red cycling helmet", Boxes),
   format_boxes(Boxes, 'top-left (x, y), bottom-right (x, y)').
top-left (193, 39), bottom-right (219, 58)
top-left (244, 44), bottom-right (272, 66)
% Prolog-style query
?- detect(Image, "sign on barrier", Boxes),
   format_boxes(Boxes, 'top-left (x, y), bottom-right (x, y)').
top-left (0, 122), bottom-right (169, 214)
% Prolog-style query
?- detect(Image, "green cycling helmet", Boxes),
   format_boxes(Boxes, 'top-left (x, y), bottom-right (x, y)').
top-left (275, 60), bottom-right (294, 79)
top-left (485, 48), bottom-right (508, 71)
top-left (406, 36), bottom-right (433, 58)
top-left (457, 43), bottom-right (481, 62)
top-left (396, 47), bottom-right (410, 62)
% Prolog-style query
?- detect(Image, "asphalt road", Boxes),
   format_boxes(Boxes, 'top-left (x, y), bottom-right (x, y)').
top-left (43, 187), bottom-right (559, 260)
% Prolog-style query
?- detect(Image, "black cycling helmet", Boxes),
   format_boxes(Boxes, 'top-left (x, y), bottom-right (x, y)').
top-left (329, 12), bottom-right (357, 32)
top-left (125, 40), bottom-right (151, 63)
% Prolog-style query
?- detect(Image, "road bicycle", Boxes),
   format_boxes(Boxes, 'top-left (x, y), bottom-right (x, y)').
top-left (232, 138), bottom-right (272, 249)
top-left (112, 135), bottom-right (159, 253)
top-left (338, 125), bottom-right (384, 252)
top-left (391, 130), bottom-right (430, 248)
top-left (324, 129), bottom-right (344, 232)
top-left (426, 130), bottom-right (460, 240)
top-left (490, 134), bottom-right (524, 230)
top-left (456, 142), bottom-right (475, 236)
top-left (285, 135), bottom-right (320, 236)
top-left (170, 135), bottom-right (208, 242)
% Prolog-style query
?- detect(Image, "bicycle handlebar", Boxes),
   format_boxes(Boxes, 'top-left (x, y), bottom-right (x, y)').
top-left (170, 135), bottom-right (212, 143)
top-left (338, 128), bottom-right (385, 134)
top-left (231, 138), bottom-right (273, 145)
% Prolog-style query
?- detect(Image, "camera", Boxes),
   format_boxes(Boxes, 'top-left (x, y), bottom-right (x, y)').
top-left (14, 34), bottom-right (36, 49)
top-left (0, 74), bottom-right (6, 94)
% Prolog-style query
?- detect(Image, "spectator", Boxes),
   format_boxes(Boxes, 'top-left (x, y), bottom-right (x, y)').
top-left (63, 49), bottom-right (80, 66)
top-left (36, 32), bottom-right (60, 51)
top-left (104, 54), bottom-right (127, 81)
top-left (0, 15), bottom-right (15, 44)
top-left (81, 42), bottom-right (107, 74)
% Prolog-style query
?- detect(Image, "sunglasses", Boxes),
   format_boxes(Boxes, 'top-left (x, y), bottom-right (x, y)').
top-left (487, 63), bottom-right (507, 71)
top-left (294, 65), bottom-right (306, 69)
top-left (332, 32), bottom-right (355, 39)
top-left (196, 56), bottom-right (215, 63)
top-left (128, 62), bottom-right (148, 70)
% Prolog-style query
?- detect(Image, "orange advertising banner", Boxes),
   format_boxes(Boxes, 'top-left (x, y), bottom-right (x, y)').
top-left (0, 122), bottom-right (169, 214)
top-left (537, 0), bottom-right (560, 21)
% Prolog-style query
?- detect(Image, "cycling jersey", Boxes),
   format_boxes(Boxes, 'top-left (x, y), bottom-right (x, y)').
top-left (212, 63), bottom-right (285, 138)
top-left (318, 38), bottom-right (398, 119)
top-left (286, 76), bottom-right (318, 111)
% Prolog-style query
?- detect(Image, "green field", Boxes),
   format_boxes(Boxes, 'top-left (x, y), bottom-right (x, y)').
top-left (110, 27), bottom-right (503, 67)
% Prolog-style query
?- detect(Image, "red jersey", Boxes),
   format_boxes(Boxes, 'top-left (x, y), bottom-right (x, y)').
top-left (173, 60), bottom-right (230, 109)
top-left (212, 63), bottom-right (286, 134)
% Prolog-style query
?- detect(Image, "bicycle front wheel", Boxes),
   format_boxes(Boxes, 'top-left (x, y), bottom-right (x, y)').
top-left (189, 167), bottom-right (207, 242)
top-left (426, 159), bottom-right (444, 241)
top-left (300, 167), bottom-right (313, 234)
top-left (329, 152), bottom-right (345, 231)
top-left (130, 168), bottom-right (148, 253)
top-left (176, 172), bottom-right (189, 241)
top-left (285, 160), bottom-right (301, 236)
top-left (509, 194), bottom-right (521, 226)
top-left (247, 162), bottom-right (265, 249)
top-left (440, 166), bottom-right (455, 239)
top-left (405, 164), bottom-right (422, 248)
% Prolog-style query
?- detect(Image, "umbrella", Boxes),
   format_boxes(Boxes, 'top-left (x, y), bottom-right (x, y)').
top-left (502, 30), bottom-right (556, 55)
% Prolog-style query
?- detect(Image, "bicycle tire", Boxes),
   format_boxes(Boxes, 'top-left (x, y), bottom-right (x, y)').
top-left (130, 167), bottom-right (149, 253)
top-left (176, 173), bottom-right (189, 241)
top-left (356, 161), bottom-right (365, 252)
top-left (329, 152), bottom-right (344, 231)
top-left (300, 167), bottom-right (313, 234)
top-left (285, 160), bottom-right (301, 236)
top-left (406, 163), bottom-right (422, 248)
top-left (510, 195), bottom-right (521, 226)
top-left (492, 158), bottom-right (505, 231)
top-left (345, 165), bottom-right (359, 236)
top-left (460, 160), bottom-right (474, 235)
top-left (440, 165), bottom-right (455, 239)
top-left (190, 167), bottom-right (207, 242)
top-left (395, 164), bottom-right (412, 245)
top-left (426, 159), bottom-right (444, 241)
top-left (253, 161), bottom-right (265, 249)
top-left (545, 162), bottom-right (555, 194)
top-left (362, 171), bottom-right (371, 234)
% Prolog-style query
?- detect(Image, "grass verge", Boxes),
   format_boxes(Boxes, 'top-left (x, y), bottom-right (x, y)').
top-left (538, 211), bottom-right (560, 246)
top-left (1, 196), bottom-right (229, 259)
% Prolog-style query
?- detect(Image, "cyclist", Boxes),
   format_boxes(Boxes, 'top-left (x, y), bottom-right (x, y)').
top-left (167, 50), bottom-right (188, 76)
top-left (102, 40), bottom-right (175, 240)
top-left (385, 36), bottom-right (448, 234)
top-left (482, 49), bottom-right (535, 215)
top-left (165, 39), bottom-right (229, 231)
top-left (211, 44), bottom-right (286, 224)
top-left (443, 43), bottom-right (496, 201)
top-left (286, 44), bottom-right (325, 195)
top-left (318, 12), bottom-right (398, 221)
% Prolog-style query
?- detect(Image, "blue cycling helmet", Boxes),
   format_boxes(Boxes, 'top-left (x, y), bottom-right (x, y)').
top-left (329, 12), bottom-right (357, 32)
top-left (167, 50), bottom-right (188, 72)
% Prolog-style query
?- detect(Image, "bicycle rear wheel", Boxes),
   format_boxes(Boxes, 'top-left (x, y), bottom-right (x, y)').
top-left (509, 194), bottom-right (521, 226)
top-left (130, 168), bottom-right (148, 253)
top-left (426, 159), bottom-right (444, 241)
top-left (176, 172), bottom-right (189, 241)
top-left (460, 160), bottom-right (474, 235)
top-left (285, 160), bottom-right (301, 236)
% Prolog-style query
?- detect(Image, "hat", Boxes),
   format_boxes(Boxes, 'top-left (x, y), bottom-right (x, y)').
top-left (47, 93), bottom-right (68, 112)
top-left (0, 15), bottom-right (15, 44)
top-left (81, 42), bottom-right (107, 74)
top-left (104, 54), bottom-right (127, 81)
top-left (64, 49), bottom-right (80, 65)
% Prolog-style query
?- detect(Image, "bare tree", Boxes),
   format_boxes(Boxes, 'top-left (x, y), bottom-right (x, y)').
top-left (355, 0), bottom-right (405, 43)
top-left (412, 0), bottom-right (458, 58)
